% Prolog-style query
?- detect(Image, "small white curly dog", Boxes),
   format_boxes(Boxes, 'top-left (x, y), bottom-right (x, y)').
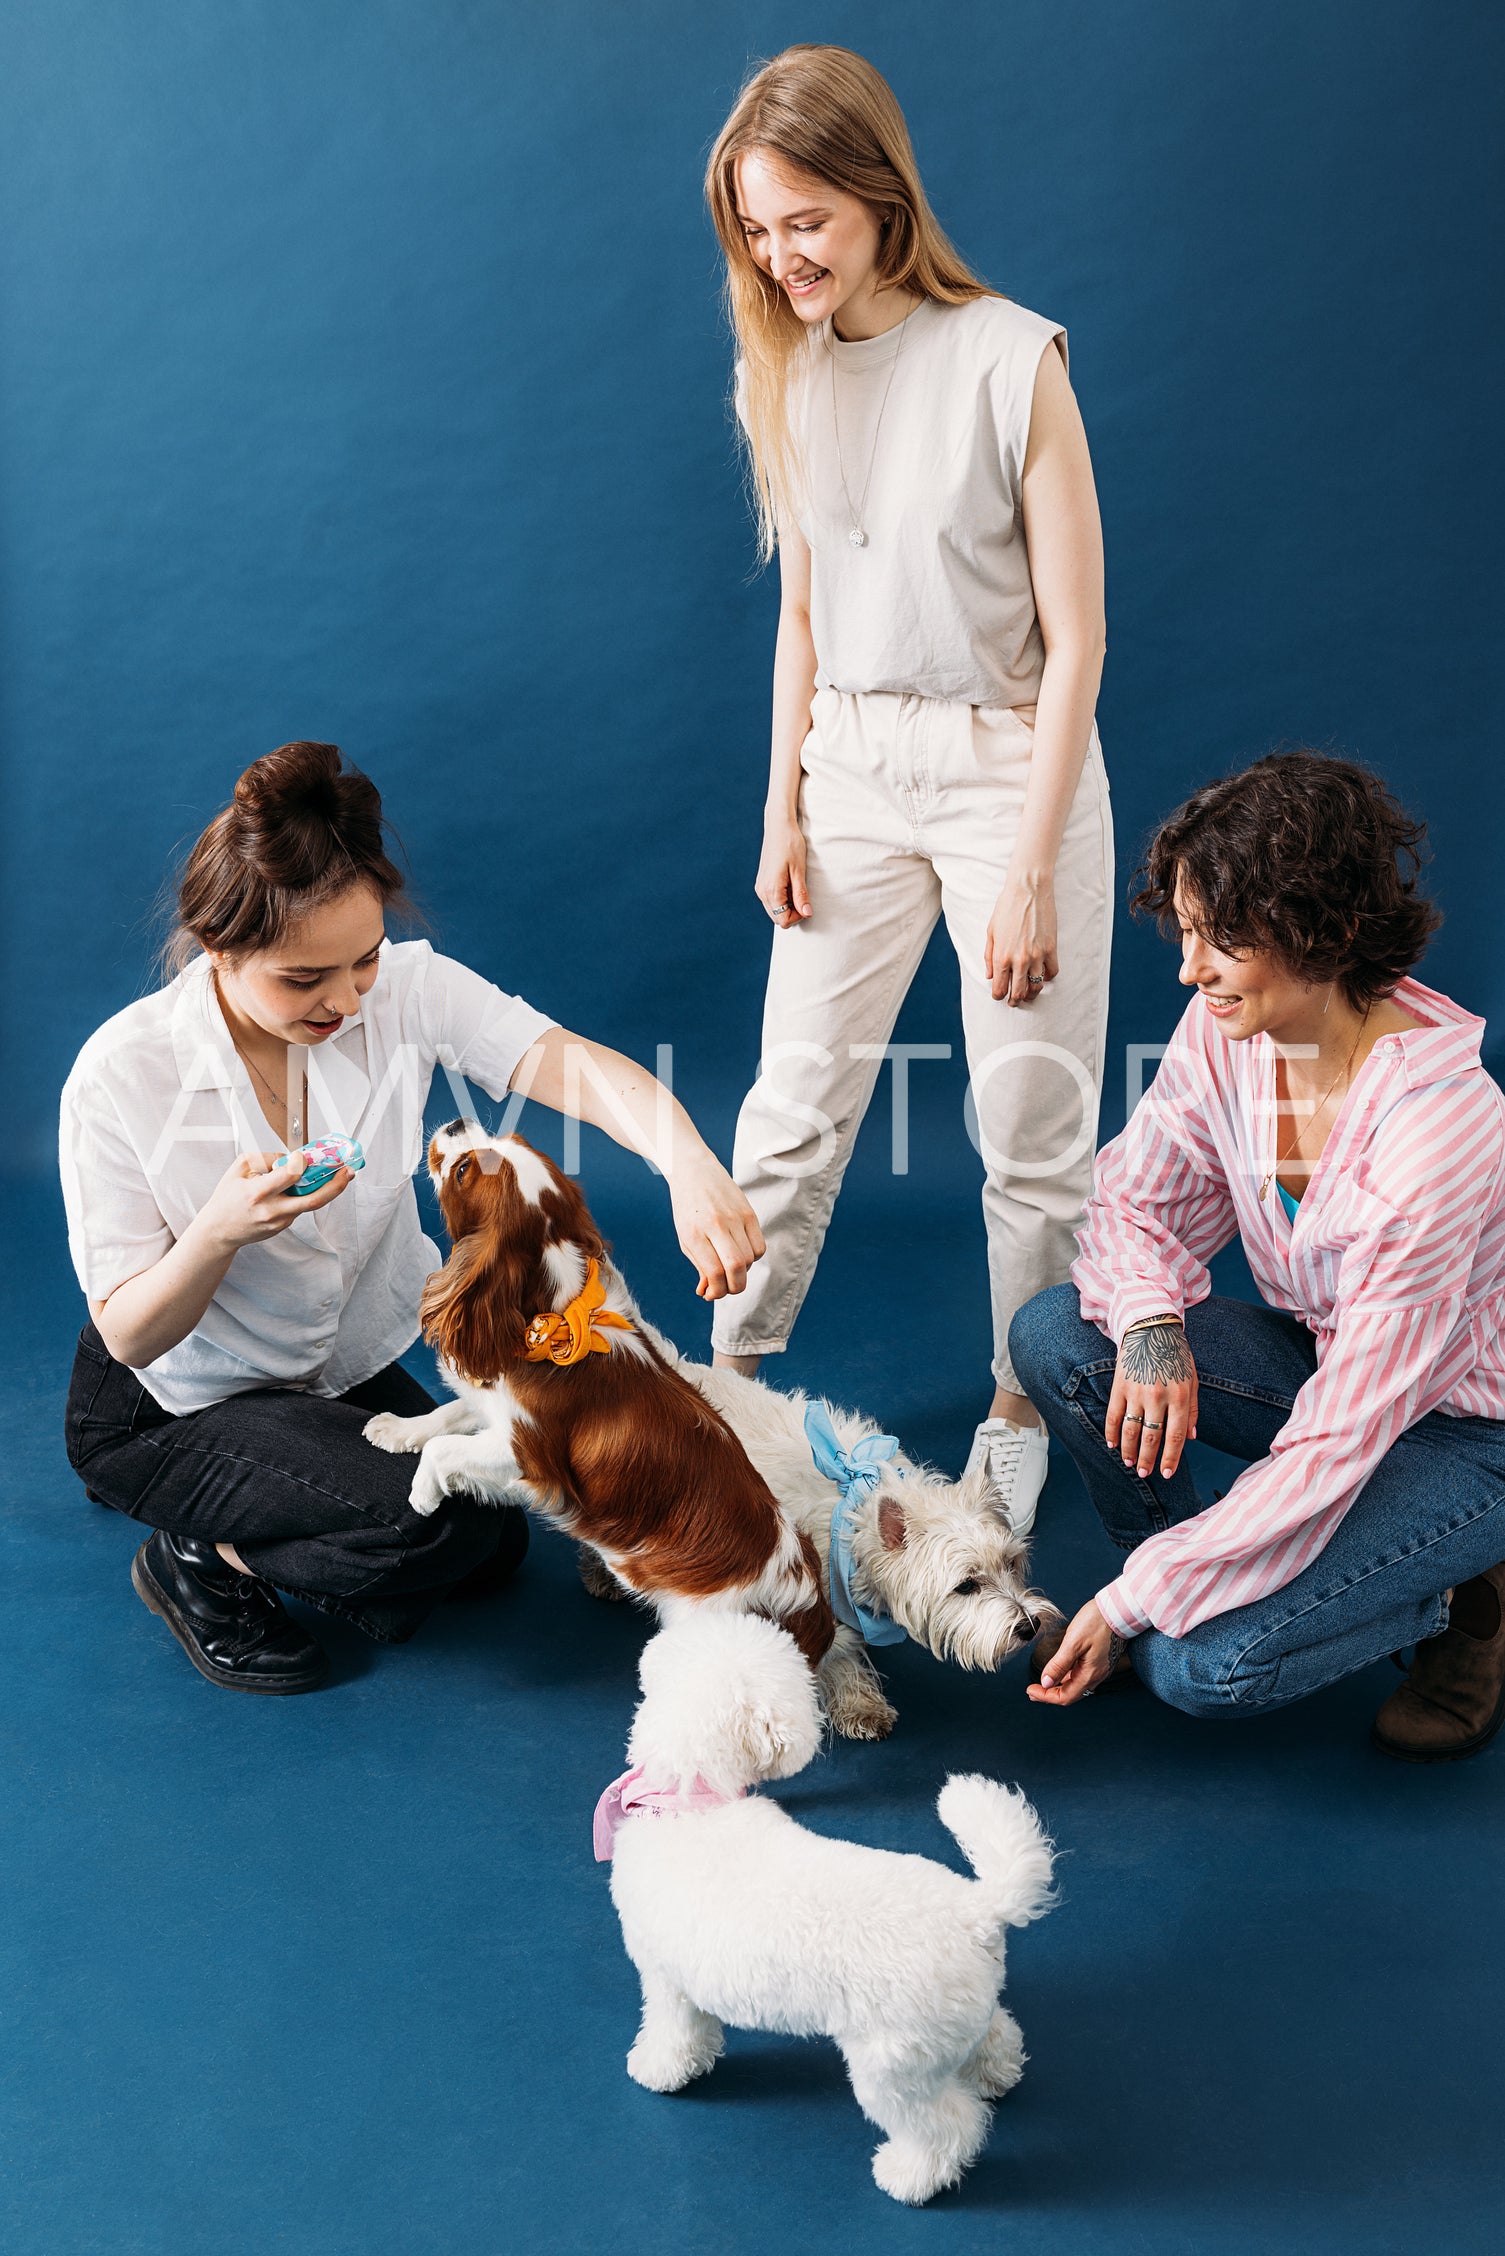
top-left (600, 1613), bottom-right (1056, 2206)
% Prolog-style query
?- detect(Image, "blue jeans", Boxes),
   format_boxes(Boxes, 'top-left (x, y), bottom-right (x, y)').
top-left (1008, 1285), bottom-right (1505, 1717)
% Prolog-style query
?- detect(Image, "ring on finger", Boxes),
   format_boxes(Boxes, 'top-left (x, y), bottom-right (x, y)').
top-left (1141, 1420), bottom-right (1164, 1432)
top-left (1026, 972), bottom-right (1045, 987)
top-left (1122, 1411), bottom-right (1143, 1425)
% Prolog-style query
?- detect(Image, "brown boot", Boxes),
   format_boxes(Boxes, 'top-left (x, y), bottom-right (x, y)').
top-left (1372, 1564), bottom-right (1505, 1762)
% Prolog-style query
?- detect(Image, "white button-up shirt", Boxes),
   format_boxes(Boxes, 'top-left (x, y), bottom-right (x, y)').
top-left (59, 941), bottom-right (555, 1414)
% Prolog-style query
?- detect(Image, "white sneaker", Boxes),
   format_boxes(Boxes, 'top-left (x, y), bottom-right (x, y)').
top-left (964, 1418), bottom-right (1050, 1538)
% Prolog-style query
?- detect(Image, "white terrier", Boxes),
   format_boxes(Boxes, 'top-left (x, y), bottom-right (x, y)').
top-left (600, 1613), bottom-right (1056, 2206)
top-left (671, 1362), bottom-right (1057, 1741)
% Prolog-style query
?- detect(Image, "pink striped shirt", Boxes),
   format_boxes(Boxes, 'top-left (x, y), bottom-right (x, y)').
top-left (1072, 978), bottom-right (1505, 1641)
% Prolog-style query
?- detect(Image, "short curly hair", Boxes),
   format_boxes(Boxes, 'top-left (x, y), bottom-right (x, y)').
top-left (1133, 751), bottom-right (1440, 1010)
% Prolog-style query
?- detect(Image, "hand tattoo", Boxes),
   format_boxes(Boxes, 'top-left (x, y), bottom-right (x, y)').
top-left (1119, 1321), bottom-right (1194, 1387)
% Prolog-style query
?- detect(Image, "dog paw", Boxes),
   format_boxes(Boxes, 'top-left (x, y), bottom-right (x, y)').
top-left (626, 2040), bottom-right (713, 2094)
top-left (973, 2011), bottom-right (1025, 2099)
top-left (577, 1547), bottom-right (631, 1603)
top-left (871, 2140), bottom-right (953, 2206)
top-left (407, 1437), bottom-right (493, 1516)
top-left (364, 1412), bottom-right (421, 1454)
top-left (829, 1693), bottom-right (898, 1742)
top-left (408, 1464), bottom-right (446, 1516)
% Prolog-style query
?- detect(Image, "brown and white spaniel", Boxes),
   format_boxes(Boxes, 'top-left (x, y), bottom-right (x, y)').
top-left (362, 1124), bottom-right (834, 1667)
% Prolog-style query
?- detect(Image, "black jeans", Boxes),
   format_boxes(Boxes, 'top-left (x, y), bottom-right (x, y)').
top-left (64, 1323), bottom-right (527, 1642)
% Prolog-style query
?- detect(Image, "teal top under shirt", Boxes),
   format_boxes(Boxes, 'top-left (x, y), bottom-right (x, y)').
top-left (1277, 1180), bottom-right (1300, 1223)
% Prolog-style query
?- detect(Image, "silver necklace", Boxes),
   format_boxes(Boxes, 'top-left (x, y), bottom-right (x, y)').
top-left (215, 971), bottom-right (305, 1142)
top-left (826, 304), bottom-right (916, 548)
top-left (244, 1046), bottom-right (306, 1144)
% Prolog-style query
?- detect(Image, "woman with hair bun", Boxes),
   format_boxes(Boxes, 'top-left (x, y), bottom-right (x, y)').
top-left (703, 45), bottom-right (1113, 1539)
top-left (1012, 752), bottom-right (1505, 1762)
top-left (59, 742), bottom-right (763, 1696)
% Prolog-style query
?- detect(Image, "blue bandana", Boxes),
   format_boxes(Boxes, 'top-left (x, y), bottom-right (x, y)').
top-left (803, 1400), bottom-right (908, 1647)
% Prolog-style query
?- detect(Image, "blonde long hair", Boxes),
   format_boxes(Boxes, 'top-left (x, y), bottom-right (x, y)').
top-left (705, 45), bottom-right (995, 561)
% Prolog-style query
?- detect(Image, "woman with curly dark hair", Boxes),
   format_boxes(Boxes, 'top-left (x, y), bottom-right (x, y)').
top-left (1010, 751), bottom-right (1505, 1761)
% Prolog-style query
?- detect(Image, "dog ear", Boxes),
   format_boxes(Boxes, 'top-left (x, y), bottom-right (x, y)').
top-left (878, 1496), bottom-right (907, 1551)
top-left (956, 1461), bottom-right (1008, 1521)
top-left (735, 1701), bottom-right (815, 1781)
top-left (737, 1706), bottom-right (783, 1778)
top-left (420, 1183), bottom-right (542, 1385)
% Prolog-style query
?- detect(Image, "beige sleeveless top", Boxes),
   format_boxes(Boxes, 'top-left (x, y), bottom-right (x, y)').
top-left (783, 295), bottom-right (1068, 708)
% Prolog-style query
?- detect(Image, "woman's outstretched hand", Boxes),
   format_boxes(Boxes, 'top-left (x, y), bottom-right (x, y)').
top-left (1106, 1318), bottom-right (1198, 1478)
top-left (985, 870), bottom-right (1059, 1005)
top-left (755, 816), bottom-right (811, 931)
top-left (1025, 1599), bottom-right (1116, 1705)
top-left (668, 1153), bottom-right (766, 1301)
top-left (510, 1029), bottom-right (766, 1302)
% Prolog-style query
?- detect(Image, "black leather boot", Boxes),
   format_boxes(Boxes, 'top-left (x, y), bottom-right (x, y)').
top-left (131, 1530), bottom-right (329, 1694)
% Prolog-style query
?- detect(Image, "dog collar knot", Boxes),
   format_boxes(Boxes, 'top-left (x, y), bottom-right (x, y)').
top-left (803, 1401), bottom-right (908, 1648)
top-left (524, 1257), bottom-right (635, 1366)
top-left (592, 1764), bottom-right (742, 1861)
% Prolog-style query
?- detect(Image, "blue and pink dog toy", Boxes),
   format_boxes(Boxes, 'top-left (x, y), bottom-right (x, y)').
top-left (273, 1136), bottom-right (366, 1196)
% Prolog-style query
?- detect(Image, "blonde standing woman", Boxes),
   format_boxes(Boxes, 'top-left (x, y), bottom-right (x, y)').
top-left (704, 46), bottom-right (1115, 1536)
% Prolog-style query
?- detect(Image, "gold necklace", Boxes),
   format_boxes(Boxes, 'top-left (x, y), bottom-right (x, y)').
top-left (1260, 1013), bottom-right (1370, 1202)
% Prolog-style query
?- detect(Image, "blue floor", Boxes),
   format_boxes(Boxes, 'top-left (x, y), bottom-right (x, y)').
top-left (5, 1159), bottom-right (1503, 2256)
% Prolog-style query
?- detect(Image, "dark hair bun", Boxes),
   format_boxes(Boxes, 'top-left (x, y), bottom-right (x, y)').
top-left (168, 741), bottom-right (415, 968)
top-left (233, 738), bottom-right (344, 818)
top-left (227, 741), bottom-right (384, 892)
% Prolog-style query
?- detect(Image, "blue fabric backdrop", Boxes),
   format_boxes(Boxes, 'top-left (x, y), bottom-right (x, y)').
top-left (5, 14), bottom-right (1505, 2255)
top-left (3, 0), bottom-right (1501, 1192)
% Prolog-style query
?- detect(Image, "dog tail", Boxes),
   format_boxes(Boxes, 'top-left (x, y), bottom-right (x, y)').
top-left (937, 1774), bottom-right (1056, 1932)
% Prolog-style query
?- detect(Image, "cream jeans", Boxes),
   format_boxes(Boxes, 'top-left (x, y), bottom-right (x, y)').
top-left (711, 686), bottom-right (1114, 1393)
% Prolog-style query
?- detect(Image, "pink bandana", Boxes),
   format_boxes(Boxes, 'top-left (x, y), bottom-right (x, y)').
top-left (592, 1764), bottom-right (742, 1862)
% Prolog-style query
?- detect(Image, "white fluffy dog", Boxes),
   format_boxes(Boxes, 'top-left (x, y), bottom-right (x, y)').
top-left (671, 1362), bottom-right (1057, 1741)
top-left (600, 1613), bottom-right (1056, 2206)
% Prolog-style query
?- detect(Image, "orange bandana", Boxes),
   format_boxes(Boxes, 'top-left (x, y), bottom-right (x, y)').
top-left (523, 1257), bottom-right (636, 1367)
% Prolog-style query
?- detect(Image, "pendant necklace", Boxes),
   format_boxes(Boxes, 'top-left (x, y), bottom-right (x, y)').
top-left (827, 302), bottom-right (915, 548)
top-left (216, 971), bottom-right (306, 1144)
top-left (244, 1047), bottom-right (306, 1146)
top-left (1259, 1013), bottom-right (1369, 1204)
